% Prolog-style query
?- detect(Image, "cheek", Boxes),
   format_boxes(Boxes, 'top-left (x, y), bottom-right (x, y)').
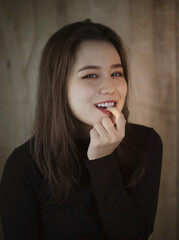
top-left (81, 84), bottom-right (96, 100)
top-left (68, 80), bottom-right (96, 108)
top-left (117, 80), bottom-right (128, 97)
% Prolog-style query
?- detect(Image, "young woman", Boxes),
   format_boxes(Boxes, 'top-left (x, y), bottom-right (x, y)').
top-left (0, 19), bottom-right (163, 240)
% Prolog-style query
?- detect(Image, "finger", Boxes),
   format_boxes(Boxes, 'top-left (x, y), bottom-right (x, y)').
top-left (106, 106), bottom-right (121, 124)
top-left (101, 117), bottom-right (115, 133)
top-left (116, 100), bottom-right (124, 113)
top-left (93, 122), bottom-right (108, 137)
top-left (115, 113), bottom-right (126, 131)
top-left (90, 128), bottom-right (99, 140)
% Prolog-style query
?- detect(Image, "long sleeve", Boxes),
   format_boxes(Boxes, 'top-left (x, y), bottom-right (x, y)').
top-left (84, 128), bottom-right (163, 240)
top-left (0, 148), bottom-right (39, 240)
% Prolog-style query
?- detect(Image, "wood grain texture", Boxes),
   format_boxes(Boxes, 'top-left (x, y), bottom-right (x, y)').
top-left (0, 0), bottom-right (177, 239)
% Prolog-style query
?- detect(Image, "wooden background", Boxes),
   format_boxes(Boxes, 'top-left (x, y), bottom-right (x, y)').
top-left (0, 0), bottom-right (177, 239)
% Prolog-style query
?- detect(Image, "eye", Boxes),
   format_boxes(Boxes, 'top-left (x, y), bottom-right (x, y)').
top-left (82, 74), bottom-right (97, 79)
top-left (112, 72), bottom-right (124, 77)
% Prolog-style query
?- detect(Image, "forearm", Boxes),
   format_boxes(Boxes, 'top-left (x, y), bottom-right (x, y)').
top-left (85, 152), bottom-right (148, 240)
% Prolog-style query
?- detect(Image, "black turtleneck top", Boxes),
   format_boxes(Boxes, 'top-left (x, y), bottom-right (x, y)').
top-left (0, 123), bottom-right (163, 240)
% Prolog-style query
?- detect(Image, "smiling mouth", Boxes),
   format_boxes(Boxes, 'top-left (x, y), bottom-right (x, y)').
top-left (94, 101), bottom-right (117, 110)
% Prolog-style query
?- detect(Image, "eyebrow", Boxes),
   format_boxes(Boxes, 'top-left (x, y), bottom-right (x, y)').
top-left (77, 63), bottom-right (123, 72)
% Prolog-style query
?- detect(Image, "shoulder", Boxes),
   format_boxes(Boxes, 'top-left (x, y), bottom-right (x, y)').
top-left (127, 122), bottom-right (163, 163)
top-left (127, 122), bottom-right (163, 147)
top-left (2, 138), bottom-right (39, 180)
top-left (0, 138), bottom-right (41, 206)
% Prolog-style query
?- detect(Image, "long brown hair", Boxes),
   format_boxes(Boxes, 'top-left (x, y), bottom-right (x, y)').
top-left (30, 19), bottom-right (146, 204)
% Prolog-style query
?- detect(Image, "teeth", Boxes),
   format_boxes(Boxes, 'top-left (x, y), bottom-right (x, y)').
top-left (96, 102), bottom-right (115, 108)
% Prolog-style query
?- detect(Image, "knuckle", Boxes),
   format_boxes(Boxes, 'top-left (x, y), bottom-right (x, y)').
top-left (94, 123), bottom-right (99, 128)
top-left (102, 117), bottom-right (110, 124)
top-left (90, 129), bottom-right (95, 135)
top-left (102, 117), bottom-right (108, 122)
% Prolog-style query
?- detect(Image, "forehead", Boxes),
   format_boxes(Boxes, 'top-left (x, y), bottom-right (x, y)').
top-left (74, 40), bottom-right (122, 66)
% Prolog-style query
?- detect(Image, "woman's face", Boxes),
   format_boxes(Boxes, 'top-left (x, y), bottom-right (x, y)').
top-left (67, 40), bottom-right (128, 137)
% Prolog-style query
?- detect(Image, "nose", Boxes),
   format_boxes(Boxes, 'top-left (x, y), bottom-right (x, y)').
top-left (99, 77), bottom-right (116, 94)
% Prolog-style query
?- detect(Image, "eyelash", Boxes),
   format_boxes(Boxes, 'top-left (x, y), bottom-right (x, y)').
top-left (82, 72), bottom-right (124, 79)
